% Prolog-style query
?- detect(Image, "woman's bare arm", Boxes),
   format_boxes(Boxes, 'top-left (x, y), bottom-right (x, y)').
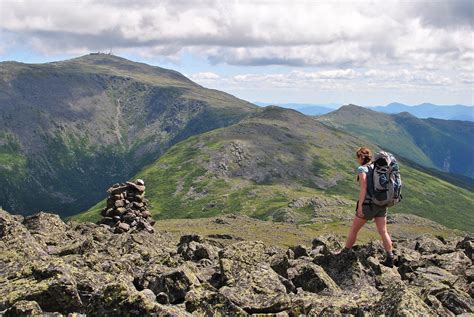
top-left (357, 172), bottom-right (367, 216)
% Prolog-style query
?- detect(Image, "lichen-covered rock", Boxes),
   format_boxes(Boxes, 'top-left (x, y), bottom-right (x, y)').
top-left (413, 234), bottom-right (452, 255)
top-left (289, 290), bottom-right (377, 316)
top-left (146, 266), bottom-right (200, 304)
top-left (434, 288), bottom-right (473, 314)
top-left (0, 209), bottom-right (179, 316)
top-left (86, 280), bottom-right (192, 316)
top-left (311, 233), bottom-right (344, 256)
top-left (178, 235), bottom-right (217, 262)
top-left (0, 209), bottom-right (472, 316)
top-left (22, 212), bottom-right (69, 246)
top-left (218, 240), bottom-right (291, 314)
top-left (420, 282), bottom-right (472, 316)
top-left (411, 266), bottom-right (458, 287)
top-left (185, 285), bottom-right (247, 316)
top-left (287, 259), bottom-right (340, 294)
top-left (373, 284), bottom-right (434, 316)
top-left (4, 300), bottom-right (43, 317)
top-left (456, 236), bottom-right (474, 260)
top-left (270, 251), bottom-right (290, 278)
top-left (219, 262), bottom-right (290, 314)
top-left (219, 240), bottom-right (270, 268)
top-left (423, 250), bottom-right (471, 276)
top-left (313, 247), bottom-right (376, 290)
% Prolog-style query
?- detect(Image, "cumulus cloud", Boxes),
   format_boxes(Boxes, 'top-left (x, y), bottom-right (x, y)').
top-left (0, 0), bottom-right (472, 69)
top-left (411, 0), bottom-right (473, 29)
top-left (191, 67), bottom-right (460, 93)
top-left (0, 0), bottom-right (472, 104)
top-left (189, 72), bottom-right (220, 80)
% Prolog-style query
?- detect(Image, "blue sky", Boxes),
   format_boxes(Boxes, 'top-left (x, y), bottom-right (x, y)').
top-left (1, 0), bottom-right (473, 106)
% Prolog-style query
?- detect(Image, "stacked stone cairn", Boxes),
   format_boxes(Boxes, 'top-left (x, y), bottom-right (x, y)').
top-left (98, 179), bottom-right (156, 233)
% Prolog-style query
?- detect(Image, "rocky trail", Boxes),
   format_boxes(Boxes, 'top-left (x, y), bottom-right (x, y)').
top-left (0, 209), bottom-right (472, 316)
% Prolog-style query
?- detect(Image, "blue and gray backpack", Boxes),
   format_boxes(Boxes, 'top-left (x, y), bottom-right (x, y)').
top-left (365, 151), bottom-right (403, 207)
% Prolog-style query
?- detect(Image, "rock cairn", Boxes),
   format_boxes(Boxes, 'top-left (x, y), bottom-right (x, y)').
top-left (98, 179), bottom-right (155, 233)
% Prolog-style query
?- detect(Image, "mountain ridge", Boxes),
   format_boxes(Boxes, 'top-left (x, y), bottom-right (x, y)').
top-left (76, 106), bottom-right (474, 232)
top-left (0, 53), bottom-right (258, 216)
top-left (318, 104), bottom-right (474, 179)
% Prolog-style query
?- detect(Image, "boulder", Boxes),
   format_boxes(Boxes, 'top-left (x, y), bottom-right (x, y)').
top-left (291, 245), bottom-right (309, 259)
top-left (270, 251), bottom-right (290, 278)
top-left (373, 284), bottom-right (434, 316)
top-left (313, 248), bottom-right (375, 290)
top-left (219, 262), bottom-right (291, 314)
top-left (4, 300), bottom-right (43, 317)
top-left (456, 236), bottom-right (473, 260)
top-left (413, 234), bottom-right (451, 255)
top-left (139, 288), bottom-right (156, 302)
top-left (311, 234), bottom-right (344, 255)
top-left (177, 235), bottom-right (217, 261)
top-left (434, 288), bottom-right (473, 314)
top-left (287, 259), bottom-right (340, 294)
top-left (185, 286), bottom-right (247, 316)
top-left (427, 251), bottom-right (472, 276)
top-left (411, 266), bottom-right (458, 287)
top-left (147, 266), bottom-right (200, 304)
top-left (218, 241), bottom-right (291, 313)
top-left (22, 212), bottom-right (69, 243)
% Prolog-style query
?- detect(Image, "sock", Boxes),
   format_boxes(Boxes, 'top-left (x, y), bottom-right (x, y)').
top-left (386, 251), bottom-right (394, 258)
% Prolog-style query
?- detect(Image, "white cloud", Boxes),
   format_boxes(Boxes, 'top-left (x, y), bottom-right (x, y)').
top-left (191, 68), bottom-right (460, 92)
top-left (0, 0), bottom-right (472, 104)
top-left (190, 72), bottom-right (220, 80)
top-left (1, 1), bottom-right (472, 69)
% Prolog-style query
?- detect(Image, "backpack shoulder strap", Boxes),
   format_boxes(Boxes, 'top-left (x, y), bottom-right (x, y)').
top-left (365, 163), bottom-right (375, 201)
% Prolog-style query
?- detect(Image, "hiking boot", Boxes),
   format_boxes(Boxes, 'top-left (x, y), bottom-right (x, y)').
top-left (381, 256), bottom-right (394, 268)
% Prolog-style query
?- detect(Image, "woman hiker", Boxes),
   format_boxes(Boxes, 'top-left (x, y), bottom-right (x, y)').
top-left (343, 147), bottom-right (394, 267)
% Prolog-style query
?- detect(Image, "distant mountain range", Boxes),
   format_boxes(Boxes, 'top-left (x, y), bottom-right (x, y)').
top-left (255, 102), bottom-right (474, 121)
top-left (370, 103), bottom-right (474, 121)
top-left (318, 105), bottom-right (474, 179)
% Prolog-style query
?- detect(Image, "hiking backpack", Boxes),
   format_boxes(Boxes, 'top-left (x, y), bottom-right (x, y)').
top-left (366, 151), bottom-right (402, 207)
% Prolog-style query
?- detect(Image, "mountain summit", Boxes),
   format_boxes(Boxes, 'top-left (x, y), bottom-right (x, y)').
top-left (0, 54), bottom-right (257, 216)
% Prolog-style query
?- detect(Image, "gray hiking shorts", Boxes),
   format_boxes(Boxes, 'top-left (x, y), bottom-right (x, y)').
top-left (355, 201), bottom-right (387, 220)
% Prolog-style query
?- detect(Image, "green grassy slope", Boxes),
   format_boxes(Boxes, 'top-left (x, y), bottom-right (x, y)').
top-left (318, 105), bottom-right (474, 178)
top-left (76, 106), bottom-right (474, 232)
top-left (0, 54), bottom-right (258, 216)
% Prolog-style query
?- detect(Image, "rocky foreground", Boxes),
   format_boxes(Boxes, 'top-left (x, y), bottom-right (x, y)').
top-left (0, 209), bottom-right (473, 316)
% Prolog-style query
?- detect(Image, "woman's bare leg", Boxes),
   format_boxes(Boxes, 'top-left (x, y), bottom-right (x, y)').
top-left (374, 216), bottom-right (393, 252)
top-left (345, 216), bottom-right (367, 248)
